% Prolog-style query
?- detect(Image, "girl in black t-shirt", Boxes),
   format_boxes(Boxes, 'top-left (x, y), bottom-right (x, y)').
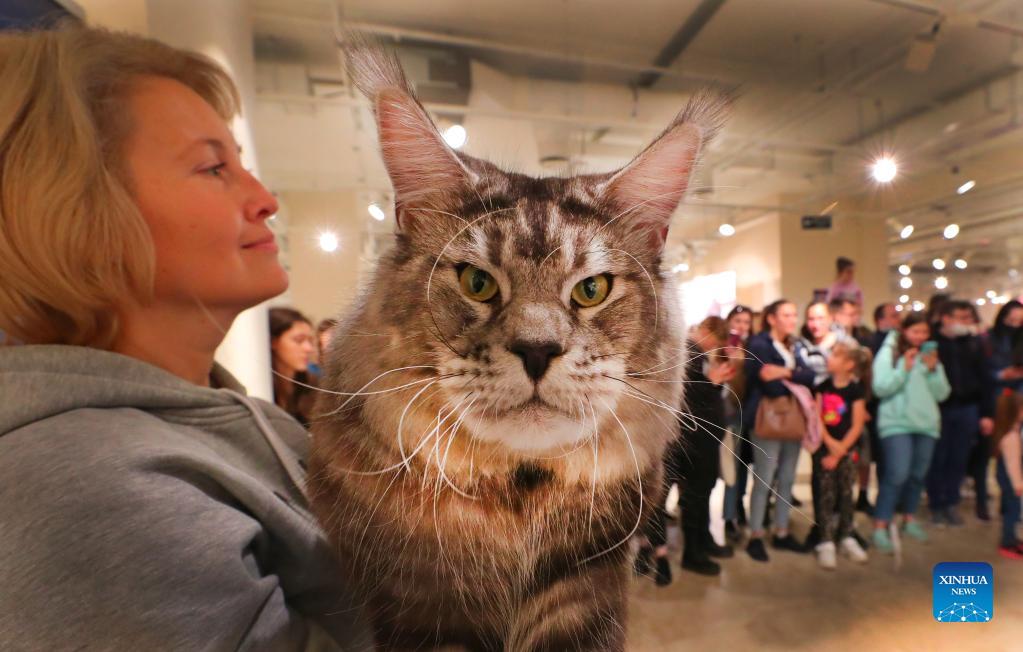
top-left (812, 341), bottom-right (872, 570)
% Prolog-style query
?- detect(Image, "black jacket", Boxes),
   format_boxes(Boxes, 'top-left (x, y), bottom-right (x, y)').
top-left (936, 332), bottom-right (992, 417)
top-left (680, 339), bottom-right (726, 441)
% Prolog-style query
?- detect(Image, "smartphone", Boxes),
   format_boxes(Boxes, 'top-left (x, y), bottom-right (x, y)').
top-left (920, 341), bottom-right (938, 354)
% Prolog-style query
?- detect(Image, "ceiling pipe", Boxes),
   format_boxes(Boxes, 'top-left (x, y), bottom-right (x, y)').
top-left (636, 0), bottom-right (727, 89)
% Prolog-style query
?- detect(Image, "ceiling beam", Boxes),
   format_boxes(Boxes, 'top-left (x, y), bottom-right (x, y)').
top-left (636, 0), bottom-right (727, 89)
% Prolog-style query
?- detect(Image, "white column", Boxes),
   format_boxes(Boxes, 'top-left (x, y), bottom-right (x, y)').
top-left (81, 0), bottom-right (275, 399)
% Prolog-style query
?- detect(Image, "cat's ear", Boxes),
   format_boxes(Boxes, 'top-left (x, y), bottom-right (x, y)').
top-left (595, 92), bottom-right (728, 251)
top-left (342, 34), bottom-right (474, 229)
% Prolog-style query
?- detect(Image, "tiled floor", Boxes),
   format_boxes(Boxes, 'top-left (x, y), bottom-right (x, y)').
top-left (626, 481), bottom-right (1023, 651)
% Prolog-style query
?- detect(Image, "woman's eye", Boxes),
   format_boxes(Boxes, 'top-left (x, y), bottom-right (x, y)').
top-left (204, 163), bottom-right (226, 178)
top-left (571, 274), bottom-right (611, 308)
top-left (458, 265), bottom-right (499, 302)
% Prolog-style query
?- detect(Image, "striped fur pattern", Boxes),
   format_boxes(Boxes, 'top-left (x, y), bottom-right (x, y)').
top-left (308, 36), bottom-right (727, 651)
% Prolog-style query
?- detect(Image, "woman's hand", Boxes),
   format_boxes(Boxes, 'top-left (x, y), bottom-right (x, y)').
top-left (825, 438), bottom-right (845, 457)
top-left (922, 350), bottom-right (939, 372)
top-left (760, 364), bottom-right (792, 382)
top-left (903, 348), bottom-right (918, 371)
top-left (708, 362), bottom-right (736, 385)
top-left (999, 366), bottom-right (1023, 381)
top-left (822, 454), bottom-right (841, 471)
top-left (1015, 482), bottom-right (1023, 498)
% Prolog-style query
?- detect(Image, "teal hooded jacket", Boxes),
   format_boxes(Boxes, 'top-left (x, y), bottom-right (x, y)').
top-left (872, 330), bottom-right (952, 439)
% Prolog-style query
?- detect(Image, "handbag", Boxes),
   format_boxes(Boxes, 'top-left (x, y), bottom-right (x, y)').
top-left (754, 394), bottom-right (806, 441)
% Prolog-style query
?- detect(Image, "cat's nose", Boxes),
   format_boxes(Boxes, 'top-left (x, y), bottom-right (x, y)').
top-left (508, 341), bottom-right (563, 381)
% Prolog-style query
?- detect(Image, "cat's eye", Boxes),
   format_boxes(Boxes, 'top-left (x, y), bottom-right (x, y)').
top-left (571, 274), bottom-right (611, 308)
top-left (458, 265), bottom-right (499, 302)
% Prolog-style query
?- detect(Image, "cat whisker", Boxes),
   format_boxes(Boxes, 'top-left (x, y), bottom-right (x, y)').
top-left (577, 397), bottom-right (644, 566)
top-left (604, 247), bottom-right (659, 335)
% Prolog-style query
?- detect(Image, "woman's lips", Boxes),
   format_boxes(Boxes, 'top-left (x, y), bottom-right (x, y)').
top-left (243, 235), bottom-right (278, 252)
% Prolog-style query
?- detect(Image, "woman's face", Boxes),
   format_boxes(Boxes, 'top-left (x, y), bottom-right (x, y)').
top-left (769, 303), bottom-right (799, 338)
top-left (1005, 307), bottom-right (1023, 329)
top-left (805, 304), bottom-right (832, 341)
top-left (904, 322), bottom-right (931, 348)
top-left (123, 76), bottom-right (288, 315)
top-left (272, 321), bottom-right (316, 374)
top-left (729, 312), bottom-right (752, 340)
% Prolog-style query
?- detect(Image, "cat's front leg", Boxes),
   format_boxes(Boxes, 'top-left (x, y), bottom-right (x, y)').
top-left (506, 555), bottom-right (628, 652)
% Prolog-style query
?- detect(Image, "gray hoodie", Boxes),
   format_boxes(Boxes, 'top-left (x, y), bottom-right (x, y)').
top-left (0, 345), bottom-right (373, 651)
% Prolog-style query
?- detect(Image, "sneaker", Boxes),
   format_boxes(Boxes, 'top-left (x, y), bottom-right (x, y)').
top-left (997, 545), bottom-right (1023, 560)
top-left (930, 509), bottom-right (947, 528)
top-left (802, 525), bottom-right (822, 552)
top-left (746, 538), bottom-right (769, 562)
top-left (851, 529), bottom-right (871, 551)
top-left (705, 539), bottom-right (735, 559)
top-left (840, 536), bottom-right (869, 563)
top-left (903, 520), bottom-right (929, 542)
top-left (872, 528), bottom-right (894, 554)
top-left (815, 542), bottom-right (837, 570)
top-left (944, 506), bottom-right (964, 527)
top-left (855, 492), bottom-right (874, 515)
top-left (976, 502), bottom-right (991, 522)
top-left (654, 556), bottom-right (673, 585)
top-left (634, 546), bottom-right (652, 576)
top-left (791, 495), bottom-right (804, 508)
top-left (772, 533), bottom-right (808, 554)
top-left (681, 556), bottom-right (721, 576)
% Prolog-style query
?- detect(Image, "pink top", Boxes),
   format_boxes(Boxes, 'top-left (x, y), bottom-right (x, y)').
top-left (826, 280), bottom-right (863, 306)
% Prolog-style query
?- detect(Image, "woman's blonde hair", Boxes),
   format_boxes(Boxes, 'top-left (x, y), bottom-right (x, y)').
top-left (0, 26), bottom-right (240, 348)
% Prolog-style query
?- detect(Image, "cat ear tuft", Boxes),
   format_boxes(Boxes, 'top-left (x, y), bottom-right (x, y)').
top-left (341, 33), bottom-right (473, 228)
top-left (597, 91), bottom-right (730, 251)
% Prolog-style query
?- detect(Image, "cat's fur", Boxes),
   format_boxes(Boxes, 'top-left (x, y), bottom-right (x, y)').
top-left (308, 38), bottom-right (726, 651)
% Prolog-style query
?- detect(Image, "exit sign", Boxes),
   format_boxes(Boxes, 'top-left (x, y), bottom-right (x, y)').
top-left (802, 215), bottom-right (832, 230)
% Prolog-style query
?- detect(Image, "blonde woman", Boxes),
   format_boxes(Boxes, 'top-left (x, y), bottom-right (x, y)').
top-left (0, 27), bottom-right (371, 649)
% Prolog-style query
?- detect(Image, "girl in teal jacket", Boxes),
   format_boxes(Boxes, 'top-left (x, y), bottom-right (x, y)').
top-left (871, 312), bottom-right (951, 552)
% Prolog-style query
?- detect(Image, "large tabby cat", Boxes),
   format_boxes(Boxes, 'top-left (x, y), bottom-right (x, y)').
top-left (308, 39), bottom-right (726, 651)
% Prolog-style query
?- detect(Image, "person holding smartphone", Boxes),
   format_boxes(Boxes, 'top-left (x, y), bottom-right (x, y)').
top-left (870, 313), bottom-right (951, 553)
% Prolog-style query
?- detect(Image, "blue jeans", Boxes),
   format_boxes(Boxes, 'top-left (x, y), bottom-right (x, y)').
top-left (997, 457), bottom-right (1021, 547)
top-left (749, 435), bottom-right (802, 533)
top-left (723, 423), bottom-right (752, 523)
top-left (875, 433), bottom-right (937, 523)
top-left (926, 403), bottom-right (979, 511)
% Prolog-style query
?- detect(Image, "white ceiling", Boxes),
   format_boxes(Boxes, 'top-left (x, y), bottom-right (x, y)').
top-left (249, 0), bottom-right (1023, 301)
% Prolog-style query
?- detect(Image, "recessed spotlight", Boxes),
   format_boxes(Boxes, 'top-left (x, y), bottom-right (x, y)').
top-left (956, 180), bottom-right (976, 195)
top-left (986, 290), bottom-right (997, 299)
top-left (443, 124), bottom-right (467, 149)
top-left (932, 258), bottom-right (945, 270)
top-left (934, 276), bottom-right (948, 290)
top-left (896, 304), bottom-right (904, 312)
top-left (900, 224), bottom-right (915, 239)
top-left (899, 264), bottom-right (911, 276)
top-left (719, 223), bottom-right (736, 237)
top-left (368, 203), bottom-right (386, 221)
top-left (943, 223), bottom-right (960, 239)
top-left (318, 232), bottom-right (339, 253)
top-left (954, 258), bottom-right (967, 269)
top-left (912, 300), bottom-right (926, 312)
top-left (899, 294), bottom-right (909, 303)
top-left (976, 298), bottom-right (986, 306)
top-left (900, 276), bottom-right (913, 289)
top-left (871, 156), bottom-right (897, 183)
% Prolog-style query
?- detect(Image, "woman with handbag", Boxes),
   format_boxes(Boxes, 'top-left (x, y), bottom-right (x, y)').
top-left (743, 300), bottom-right (817, 562)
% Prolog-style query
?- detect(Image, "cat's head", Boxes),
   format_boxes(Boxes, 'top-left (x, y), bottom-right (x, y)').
top-left (340, 39), bottom-right (725, 454)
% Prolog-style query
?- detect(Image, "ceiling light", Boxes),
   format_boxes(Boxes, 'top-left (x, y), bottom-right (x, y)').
top-left (318, 232), bottom-right (339, 253)
top-left (871, 157), bottom-right (897, 183)
top-left (900, 224), bottom-right (915, 239)
top-left (934, 276), bottom-right (948, 290)
top-left (1010, 269), bottom-right (1020, 279)
top-left (672, 263), bottom-right (690, 273)
top-left (943, 223), bottom-right (960, 239)
top-left (932, 258), bottom-right (945, 270)
top-left (976, 298), bottom-right (986, 306)
top-left (954, 258), bottom-right (967, 269)
top-left (899, 294), bottom-right (909, 303)
top-left (718, 223), bottom-right (736, 237)
top-left (986, 290), bottom-right (997, 299)
top-left (896, 304), bottom-right (904, 312)
top-left (367, 203), bottom-right (386, 222)
top-left (956, 180), bottom-right (976, 195)
top-left (912, 300), bottom-right (926, 312)
top-left (443, 124), bottom-right (467, 149)
top-left (898, 264), bottom-right (911, 276)
top-left (900, 276), bottom-right (913, 289)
